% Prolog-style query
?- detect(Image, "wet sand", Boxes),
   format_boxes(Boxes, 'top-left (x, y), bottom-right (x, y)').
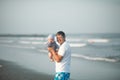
top-left (0, 60), bottom-right (53, 80)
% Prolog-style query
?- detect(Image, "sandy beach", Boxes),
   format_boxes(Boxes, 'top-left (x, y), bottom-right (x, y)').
top-left (0, 60), bottom-right (53, 80)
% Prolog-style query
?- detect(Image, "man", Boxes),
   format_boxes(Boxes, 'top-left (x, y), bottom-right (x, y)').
top-left (48, 31), bottom-right (71, 80)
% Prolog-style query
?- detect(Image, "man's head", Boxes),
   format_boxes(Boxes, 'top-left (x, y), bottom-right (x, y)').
top-left (56, 31), bottom-right (66, 45)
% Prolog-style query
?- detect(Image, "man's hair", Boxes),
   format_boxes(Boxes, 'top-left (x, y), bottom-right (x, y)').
top-left (56, 31), bottom-right (66, 38)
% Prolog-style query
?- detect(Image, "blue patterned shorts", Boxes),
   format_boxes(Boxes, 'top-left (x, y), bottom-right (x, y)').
top-left (54, 72), bottom-right (70, 80)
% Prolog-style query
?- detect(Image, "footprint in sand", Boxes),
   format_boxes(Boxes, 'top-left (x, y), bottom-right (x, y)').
top-left (0, 65), bottom-right (2, 68)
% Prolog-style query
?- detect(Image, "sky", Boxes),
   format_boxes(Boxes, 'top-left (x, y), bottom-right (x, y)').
top-left (0, 0), bottom-right (120, 34)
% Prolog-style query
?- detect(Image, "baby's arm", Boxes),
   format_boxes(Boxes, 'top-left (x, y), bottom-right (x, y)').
top-left (48, 52), bottom-right (54, 62)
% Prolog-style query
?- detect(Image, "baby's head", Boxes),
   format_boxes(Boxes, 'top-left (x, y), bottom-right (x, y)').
top-left (47, 34), bottom-right (55, 43)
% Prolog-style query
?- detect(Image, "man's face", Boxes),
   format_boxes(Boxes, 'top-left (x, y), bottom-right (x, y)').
top-left (56, 34), bottom-right (65, 45)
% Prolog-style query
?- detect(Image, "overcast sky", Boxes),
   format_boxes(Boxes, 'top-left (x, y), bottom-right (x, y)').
top-left (0, 0), bottom-right (120, 34)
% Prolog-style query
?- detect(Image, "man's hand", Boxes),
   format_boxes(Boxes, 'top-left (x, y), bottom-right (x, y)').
top-left (48, 47), bottom-right (63, 63)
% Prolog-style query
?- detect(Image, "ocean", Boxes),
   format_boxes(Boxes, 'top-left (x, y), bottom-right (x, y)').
top-left (67, 33), bottom-right (120, 62)
top-left (0, 33), bottom-right (120, 80)
top-left (0, 33), bottom-right (120, 62)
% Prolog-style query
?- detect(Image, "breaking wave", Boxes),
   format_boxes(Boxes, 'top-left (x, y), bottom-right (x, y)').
top-left (70, 43), bottom-right (86, 47)
top-left (72, 54), bottom-right (118, 62)
top-left (87, 39), bottom-right (109, 43)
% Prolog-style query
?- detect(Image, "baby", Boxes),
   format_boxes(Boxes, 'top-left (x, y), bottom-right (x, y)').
top-left (47, 34), bottom-right (58, 61)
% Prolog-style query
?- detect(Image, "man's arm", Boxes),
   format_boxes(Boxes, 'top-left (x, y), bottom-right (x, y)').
top-left (48, 48), bottom-right (63, 62)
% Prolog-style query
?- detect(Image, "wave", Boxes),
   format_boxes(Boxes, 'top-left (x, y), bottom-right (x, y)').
top-left (0, 43), bottom-right (118, 63)
top-left (87, 39), bottom-right (109, 43)
top-left (19, 41), bottom-right (31, 44)
top-left (19, 41), bottom-right (45, 45)
top-left (0, 44), bottom-right (35, 49)
top-left (37, 49), bottom-right (119, 63)
top-left (37, 49), bottom-right (48, 53)
top-left (19, 40), bottom-right (87, 47)
top-left (72, 54), bottom-right (118, 62)
top-left (67, 38), bottom-right (109, 43)
top-left (0, 40), bottom-right (13, 43)
top-left (70, 43), bottom-right (86, 47)
top-left (67, 38), bottom-right (82, 42)
top-left (31, 42), bottom-right (45, 45)
top-left (37, 49), bottom-right (118, 63)
top-left (20, 37), bottom-right (45, 41)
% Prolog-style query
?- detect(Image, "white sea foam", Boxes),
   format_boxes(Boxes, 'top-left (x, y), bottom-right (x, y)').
top-left (67, 38), bottom-right (82, 42)
top-left (38, 49), bottom-right (48, 53)
top-left (0, 44), bottom-right (35, 49)
top-left (19, 41), bottom-right (31, 44)
top-left (72, 54), bottom-right (117, 62)
top-left (20, 37), bottom-right (45, 41)
top-left (31, 42), bottom-right (45, 45)
top-left (0, 40), bottom-right (13, 43)
top-left (87, 39), bottom-right (109, 43)
top-left (70, 43), bottom-right (86, 47)
top-left (19, 41), bottom-right (45, 45)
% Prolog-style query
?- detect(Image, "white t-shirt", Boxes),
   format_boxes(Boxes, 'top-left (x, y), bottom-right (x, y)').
top-left (55, 41), bottom-right (71, 73)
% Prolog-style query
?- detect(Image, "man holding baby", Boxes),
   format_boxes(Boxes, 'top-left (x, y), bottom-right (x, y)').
top-left (47, 31), bottom-right (71, 80)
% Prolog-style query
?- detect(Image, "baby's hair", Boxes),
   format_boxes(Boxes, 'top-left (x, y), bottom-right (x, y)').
top-left (48, 34), bottom-right (55, 39)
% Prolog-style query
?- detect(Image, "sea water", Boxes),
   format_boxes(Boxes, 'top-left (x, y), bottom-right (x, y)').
top-left (67, 33), bottom-right (120, 62)
top-left (0, 33), bottom-right (120, 62)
